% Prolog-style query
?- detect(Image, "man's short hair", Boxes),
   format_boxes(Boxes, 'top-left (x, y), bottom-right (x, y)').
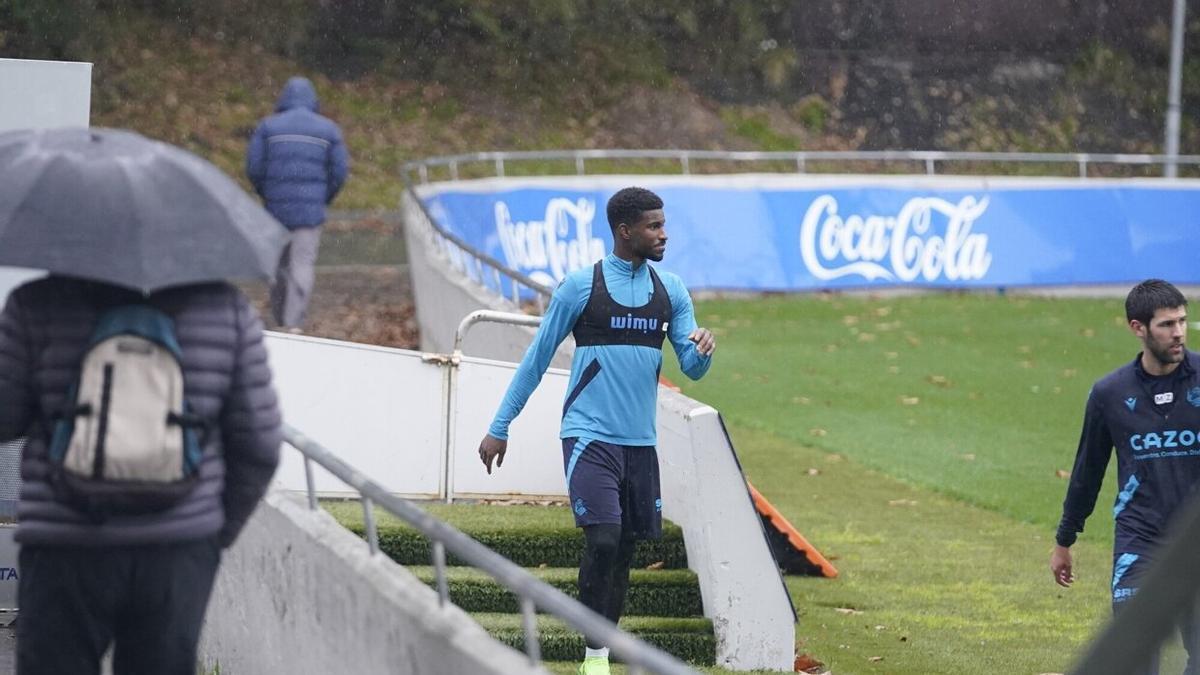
top-left (606, 187), bottom-right (663, 230)
top-left (1126, 279), bottom-right (1188, 325)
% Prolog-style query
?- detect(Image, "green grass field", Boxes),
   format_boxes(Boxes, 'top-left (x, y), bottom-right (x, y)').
top-left (655, 292), bottom-right (1172, 674)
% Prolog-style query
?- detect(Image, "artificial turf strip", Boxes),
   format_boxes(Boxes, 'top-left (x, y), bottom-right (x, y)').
top-left (473, 613), bottom-right (716, 665)
top-left (406, 566), bottom-right (704, 617)
top-left (324, 502), bottom-right (688, 569)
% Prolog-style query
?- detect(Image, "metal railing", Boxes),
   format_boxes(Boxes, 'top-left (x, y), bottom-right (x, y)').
top-left (399, 148), bottom-right (1200, 314)
top-left (284, 423), bottom-right (698, 675)
top-left (401, 172), bottom-right (553, 312)
top-left (403, 148), bottom-right (1200, 182)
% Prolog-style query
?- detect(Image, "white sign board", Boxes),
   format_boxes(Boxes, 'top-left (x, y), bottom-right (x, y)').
top-left (0, 58), bottom-right (92, 306)
top-left (0, 58), bottom-right (92, 131)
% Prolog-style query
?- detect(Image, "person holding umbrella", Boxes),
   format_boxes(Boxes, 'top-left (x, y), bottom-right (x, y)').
top-left (246, 76), bottom-right (350, 332)
top-left (0, 128), bottom-right (286, 674)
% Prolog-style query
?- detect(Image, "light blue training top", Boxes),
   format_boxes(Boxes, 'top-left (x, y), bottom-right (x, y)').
top-left (488, 253), bottom-right (712, 446)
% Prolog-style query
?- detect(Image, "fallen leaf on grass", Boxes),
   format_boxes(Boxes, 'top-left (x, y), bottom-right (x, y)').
top-left (868, 656), bottom-right (884, 662)
top-left (794, 653), bottom-right (825, 673)
top-left (926, 374), bottom-right (951, 387)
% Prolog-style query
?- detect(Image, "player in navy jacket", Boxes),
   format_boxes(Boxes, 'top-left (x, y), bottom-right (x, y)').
top-left (1052, 279), bottom-right (1199, 674)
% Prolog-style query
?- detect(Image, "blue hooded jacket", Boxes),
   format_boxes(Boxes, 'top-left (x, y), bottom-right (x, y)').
top-left (246, 77), bottom-right (350, 229)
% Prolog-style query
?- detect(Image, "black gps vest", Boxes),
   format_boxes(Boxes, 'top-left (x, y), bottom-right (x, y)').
top-left (572, 261), bottom-right (672, 349)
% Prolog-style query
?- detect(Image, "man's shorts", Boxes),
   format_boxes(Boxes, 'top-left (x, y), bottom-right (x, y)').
top-left (561, 437), bottom-right (662, 540)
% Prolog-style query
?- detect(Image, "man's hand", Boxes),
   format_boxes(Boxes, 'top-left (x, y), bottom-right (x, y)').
top-left (688, 328), bottom-right (716, 357)
top-left (478, 435), bottom-right (508, 475)
top-left (1050, 545), bottom-right (1074, 587)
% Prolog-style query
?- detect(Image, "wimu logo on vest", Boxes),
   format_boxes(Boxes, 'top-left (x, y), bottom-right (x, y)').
top-left (800, 195), bottom-right (993, 282)
top-left (495, 198), bottom-right (606, 287)
top-left (610, 315), bottom-right (666, 333)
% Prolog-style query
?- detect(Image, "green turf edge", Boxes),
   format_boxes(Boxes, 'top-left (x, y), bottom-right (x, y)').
top-left (407, 566), bottom-right (704, 616)
top-left (326, 505), bottom-right (689, 569)
top-left (474, 613), bottom-right (716, 665)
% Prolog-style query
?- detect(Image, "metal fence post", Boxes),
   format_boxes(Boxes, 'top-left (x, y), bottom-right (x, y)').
top-left (433, 541), bottom-right (450, 607)
top-left (363, 497), bottom-right (379, 556)
top-left (521, 596), bottom-right (542, 666)
top-left (303, 456), bottom-right (317, 510)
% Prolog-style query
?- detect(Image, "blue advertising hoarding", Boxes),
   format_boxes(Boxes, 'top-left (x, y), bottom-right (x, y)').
top-left (419, 176), bottom-right (1200, 291)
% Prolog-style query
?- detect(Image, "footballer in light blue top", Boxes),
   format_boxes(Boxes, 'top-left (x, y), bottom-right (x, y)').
top-left (477, 187), bottom-right (715, 666)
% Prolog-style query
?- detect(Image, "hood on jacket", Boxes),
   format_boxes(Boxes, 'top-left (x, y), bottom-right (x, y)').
top-left (275, 77), bottom-right (319, 113)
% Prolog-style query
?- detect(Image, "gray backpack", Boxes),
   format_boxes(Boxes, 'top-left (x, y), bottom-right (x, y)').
top-left (49, 305), bottom-right (204, 518)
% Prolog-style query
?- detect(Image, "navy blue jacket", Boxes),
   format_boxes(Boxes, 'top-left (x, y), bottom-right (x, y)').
top-left (1056, 351), bottom-right (1200, 553)
top-left (246, 77), bottom-right (350, 229)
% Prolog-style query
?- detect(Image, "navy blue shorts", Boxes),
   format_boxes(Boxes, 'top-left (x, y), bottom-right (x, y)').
top-left (561, 437), bottom-right (662, 540)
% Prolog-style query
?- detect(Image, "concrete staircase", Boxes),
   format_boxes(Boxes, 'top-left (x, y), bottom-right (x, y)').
top-left (332, 505), bottom-right (716, 666)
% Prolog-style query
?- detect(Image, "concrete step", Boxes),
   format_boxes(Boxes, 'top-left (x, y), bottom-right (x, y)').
top-left (406, 565), bottom-right (704, 617)
top-left (327, 503), bottom-right (689, 569)
top-left (472, 613), bottom-right (716, 666)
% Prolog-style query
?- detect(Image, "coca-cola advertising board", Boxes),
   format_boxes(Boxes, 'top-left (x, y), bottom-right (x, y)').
top-left (418, 175), bottom-right (1200, 291)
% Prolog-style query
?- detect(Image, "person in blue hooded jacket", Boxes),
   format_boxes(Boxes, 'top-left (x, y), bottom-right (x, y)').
top-left (478, 187), bottom-right (715, 675)
top-left (246, 76), bottom-right (350, 331)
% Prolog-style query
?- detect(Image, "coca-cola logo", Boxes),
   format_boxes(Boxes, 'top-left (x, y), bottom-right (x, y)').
top-left (799, 194), bottom-right (993, 282)
top-left (495, 198), bottom-right (606, 287)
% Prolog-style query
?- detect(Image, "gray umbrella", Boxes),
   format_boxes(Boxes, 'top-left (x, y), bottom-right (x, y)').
top-left (0, 127), bottom-right (287, 293)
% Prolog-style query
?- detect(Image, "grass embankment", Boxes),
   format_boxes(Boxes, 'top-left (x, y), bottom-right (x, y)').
top-left (657, 293), bottom-right (1152, 674)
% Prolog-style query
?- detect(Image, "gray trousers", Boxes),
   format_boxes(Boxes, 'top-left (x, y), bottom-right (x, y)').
top-left (270, 226), bottom-right (321, 328)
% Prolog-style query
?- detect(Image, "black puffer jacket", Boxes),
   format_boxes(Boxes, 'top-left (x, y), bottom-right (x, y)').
top-left (0, 277), bottom-right (281, 547)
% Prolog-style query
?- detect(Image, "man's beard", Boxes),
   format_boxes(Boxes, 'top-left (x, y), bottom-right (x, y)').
top-left (1146, 339), bottom-right (1185, 366)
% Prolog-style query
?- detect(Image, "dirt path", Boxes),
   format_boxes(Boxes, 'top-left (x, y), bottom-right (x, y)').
top-left (240, 264), bottom-right (419, 350)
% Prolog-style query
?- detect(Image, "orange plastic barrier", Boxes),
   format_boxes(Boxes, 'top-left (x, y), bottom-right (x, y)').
top-left (749, 482), bottom-right (838, 578)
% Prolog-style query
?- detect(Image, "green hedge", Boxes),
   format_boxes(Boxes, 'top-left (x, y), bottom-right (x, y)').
top-left (407, 566), bottom-right (703, 617)
top-left (341, 521), bottom-right (689, 569)
top-left (474, 613), bottom-right (716, 665)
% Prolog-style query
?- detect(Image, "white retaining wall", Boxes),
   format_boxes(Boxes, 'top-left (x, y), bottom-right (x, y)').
top-left (199, 488), bottom-right (544, 675)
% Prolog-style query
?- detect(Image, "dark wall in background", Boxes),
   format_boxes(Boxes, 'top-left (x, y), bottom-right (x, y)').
top-left (791, 0), bottom-right (1181, 55)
